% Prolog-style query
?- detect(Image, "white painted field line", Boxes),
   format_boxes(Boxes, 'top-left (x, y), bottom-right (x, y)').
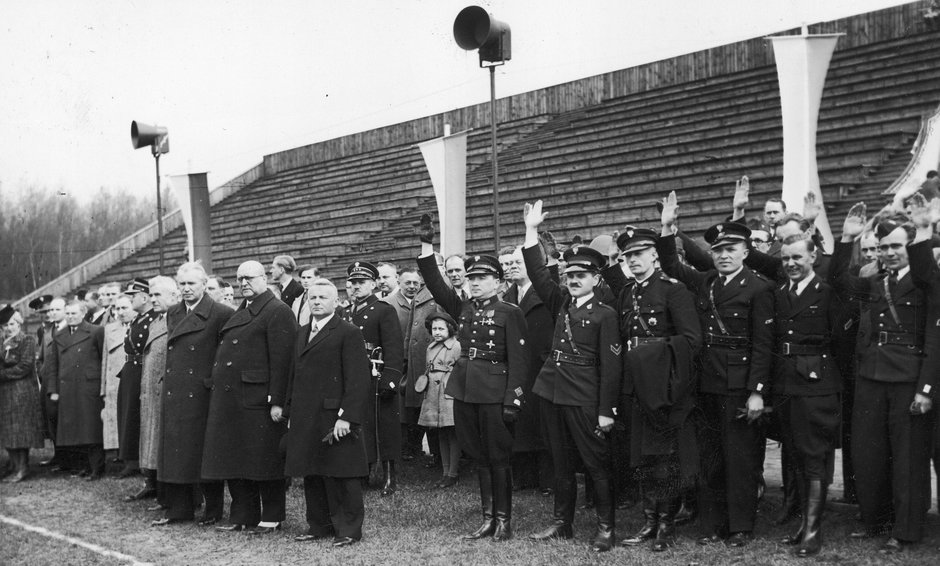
top-left (0, 514), bottom-right (154, 566)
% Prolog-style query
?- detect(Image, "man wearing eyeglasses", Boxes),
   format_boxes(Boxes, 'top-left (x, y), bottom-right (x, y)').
top-left (202, 261), bottom-right (297, 534)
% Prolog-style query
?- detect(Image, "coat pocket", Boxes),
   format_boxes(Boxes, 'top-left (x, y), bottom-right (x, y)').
top-left (724, 350), bottom-right (750, 390)
top-left (241, 370), bottom-right (269, 409)
top-left (795, 355), bottom-right (825, 383)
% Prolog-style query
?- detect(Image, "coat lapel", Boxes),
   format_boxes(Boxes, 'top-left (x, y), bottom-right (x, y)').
top-left (105, 322), bottom-right (126, 353)
top-left (223, 289), bottom-right (275, 332)
top-left (168, 296), bottom-right (213, 340)
top-left (783, 275), bottom-right (820, 318)
top-left (145, 316), bottom-right (167, 349)
top-left (300, 316), bottom-right (338, 355)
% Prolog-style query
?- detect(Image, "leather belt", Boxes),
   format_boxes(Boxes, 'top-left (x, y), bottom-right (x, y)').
top-left (778, 343), bottom-right (826, 356)
top-left (461, 348), bottom-right (505, 362)
top-left (125, 354), bottom-right (143, 365)
top-left (627, 337), bottom-right (667, 351)
top-left (877, 331), bottom-right (920, 347)
top-left (363, 342), bottom-right (376, 351)
top-left (551, 350), bottom-right (597, 366)
top-left (704, 333), bottom-right (750, 347)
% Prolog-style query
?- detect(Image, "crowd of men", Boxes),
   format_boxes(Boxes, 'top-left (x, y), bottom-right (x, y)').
top-left (13, 172), bottom-right (940, 555)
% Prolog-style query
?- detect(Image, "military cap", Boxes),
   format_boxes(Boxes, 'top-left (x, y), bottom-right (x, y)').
top-left (562, 245), bottom-right (606, 273)
top-left (124, 277), bottom-right (150, 294)
top-left (347, 261), bottom-right (379, 281)
top-left (464, 255), bottom-right (503, 279)
top-left (0, 304), bottom-right (15, 326)
top-left (424, 311), bottom-right (458, 333)
top-left (875, 219), bottom-right (904, 240)
top-left (28, 294), bottom-right (54, 311)
top-left (704, 222), bottom-right (751, 249)
top-left (617, 226), bottom-right (659, 254)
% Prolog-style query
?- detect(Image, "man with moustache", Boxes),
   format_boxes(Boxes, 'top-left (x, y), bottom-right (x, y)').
top-left (286, 279), bottom-right (371, 547)
top-left (416, 213), bottom-right (529, 541)
top-left (521, 201), bottom-right (623, 552)
top-left (342, 261), bottom-right (404, 495)
top-left (43, 301), bottom-right (107, 479)
top-left (499, 245), bottom-right (554, 495)
top-left (203, 261), bottom-right (297, 534)
top-left (658, 192), bottom-right (774, 547)
top-left (152, 262), bottom-right (234, 527)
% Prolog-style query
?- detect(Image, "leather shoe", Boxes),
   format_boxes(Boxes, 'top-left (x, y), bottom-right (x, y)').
top-left (850, 526), bottom-right (890, 539)
top-left (726, 532), bottom-right (753, 547)
top-left (123, 488), bottom-right (156, 502)
top-left (215, 524), bottom-right (248, 532)
top-left (151, 518), bottom-right (185, 527)
top-left (248, 523), bottom-right (281, 535)
top-left (332, 536), bottom-right (357, 547)
top-left (529, 522), bottom-right (573, 541)
top-left (879, 538), bottom-right (904, 553)
top-left (696, 533), bottom-right (725, 546)
top-left (114, 467), bottom-right (139, 479)
top-left (146, 503), bottom-right (168, 512)
top-left (197, 517), bottom-right (219, 527)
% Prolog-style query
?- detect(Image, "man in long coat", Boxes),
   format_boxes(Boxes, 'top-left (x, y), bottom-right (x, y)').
top-left (286, 279), bottom-right (370, 547)
top-left (202, 260), bottom-right (297, 533)
top-left (153, 262), bottom-right (233, 526)
top-left (44, 301), bottom-right (106, 479)
top-left (342, 261), bottom-right (404, 496)
top-left (383, 267), bottom-right (440, 463)
top-left (101, 295), bottom-right (136, 462)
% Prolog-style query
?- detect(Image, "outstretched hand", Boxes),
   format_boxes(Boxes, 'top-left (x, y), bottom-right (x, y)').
top-left (732, 176), bottom-right (750, 211)
top-left (539, 230), bottom-right (559, 260)
top-left (803, 192), bottom-right (821, 224)
top-left (416, 213), bottom-right (435, 244)
top-left (842, 202), bottom-right (867, 239)
top-left (909, 193), bottom-right (932, 230)
top-left (524, 200), bottom-right (548, 230)
top-left (661, 191), bottom-right (679, 228)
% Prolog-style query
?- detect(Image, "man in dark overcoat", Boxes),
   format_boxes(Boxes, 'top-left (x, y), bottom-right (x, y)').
top-left (43, 300), bottom-right (107, 479)
top-left (342, 261), bottom-right (404, 496)
top-left (152, 262), bottom-right (233, 526)
top-left (202, 260), bottom-right (297, 533)
top-left (286, 279), bottom-right (370, 547)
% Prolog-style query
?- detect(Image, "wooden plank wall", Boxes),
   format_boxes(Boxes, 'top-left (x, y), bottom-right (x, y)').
top-left (261, 2), bottom-right (925, 175)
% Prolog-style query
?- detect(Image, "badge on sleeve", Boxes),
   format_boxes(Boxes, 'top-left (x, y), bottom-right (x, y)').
top-left (610, 344), bottom-right (622, 356)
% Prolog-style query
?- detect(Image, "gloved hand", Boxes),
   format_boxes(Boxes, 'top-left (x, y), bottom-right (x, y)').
top-left (502, 406), bottom-right (519, 424)
top-left (416, 213), bottom-right (435, 244)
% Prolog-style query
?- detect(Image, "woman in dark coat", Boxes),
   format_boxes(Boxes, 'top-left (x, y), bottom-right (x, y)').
top-left (1, 306), bottom-right (46, 482)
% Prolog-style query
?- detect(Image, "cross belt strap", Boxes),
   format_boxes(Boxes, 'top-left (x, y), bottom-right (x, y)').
top-left (704, 333), bottom-right (750, 347)
top-left (461, 348), bottom-right (505, 362)
top-left (551, 350), bottom-right (597, 366)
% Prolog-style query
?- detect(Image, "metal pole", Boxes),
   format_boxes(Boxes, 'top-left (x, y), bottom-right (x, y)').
top-left (154, 152), bottom-right (165, 273)
top-left (490, 64), bottom-right (500, 252)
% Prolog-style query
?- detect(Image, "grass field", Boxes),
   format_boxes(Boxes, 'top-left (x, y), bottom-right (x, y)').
top-left (2, 447), bottom-right (940, 566)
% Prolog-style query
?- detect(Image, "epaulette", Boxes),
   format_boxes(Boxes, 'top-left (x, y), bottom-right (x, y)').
top-left (659, 273), bottom-right (679, 284)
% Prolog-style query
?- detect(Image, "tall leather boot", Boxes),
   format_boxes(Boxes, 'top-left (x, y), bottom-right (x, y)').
top-left (621, 487), bottom-right (658, 546)
top-left (781, 476), bottom-right (808, 546)
top-left (674, 488), bottom-right (697, 526)
top-left (464, 467), bottom-right (495, 540)
top-left (381, 460), bottom-right (397, 497)
top-left (773, 450), bottom-right (801, 525)
top-left (796, 480), bottom-right (826, 557)
top-left (491, 467), bottom-right (513, 541)
top-left (591, 478), bottom-right (615, 552)
top-left (652, 497), bottom-right (680, 551)
top-left (529, 476), bottom-right (575, 540)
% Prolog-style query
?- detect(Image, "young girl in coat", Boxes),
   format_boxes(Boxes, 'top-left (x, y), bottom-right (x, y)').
top-left (417, 312), bottom-right (461, 488)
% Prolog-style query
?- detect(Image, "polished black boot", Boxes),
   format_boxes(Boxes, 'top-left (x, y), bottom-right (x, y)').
top-left (621, 489), bottom-right (658, 546)
top-left (464, 468), bottom-right (495, 540)
top-left (674, 489), bottom-right (697, 526)
top-left (381, 460), bottom-right (397, 497)
top-left (652, 497), bottom-right (679, 552)
top-left (530, 477), bottom-right (575, 541)
top-left (773, 452), bottom-right (801, 525)
top-left (591, 478), bottom-right (615, 552)
top-left (491, 467), bottom-right (513, 541)
top-left (796, 480), bottom-right (826, 557)
top-left (781, 482), bottom-right (808, 546)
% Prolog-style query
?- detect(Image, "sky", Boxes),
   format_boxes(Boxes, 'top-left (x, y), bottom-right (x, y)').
top-left (0, 0), bottom-right (912, 202)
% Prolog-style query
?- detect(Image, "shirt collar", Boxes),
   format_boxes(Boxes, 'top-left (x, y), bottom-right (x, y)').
top-left (790, 273), bottom-right (815, 296)
top-left (720, 265), bottom-right (744, 284)
top-left (312, 312), bottom-right (334, 331)
top-left (574, 292), bottom-right (594, 309)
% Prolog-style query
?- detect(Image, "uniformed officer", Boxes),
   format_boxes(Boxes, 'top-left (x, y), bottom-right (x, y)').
top-left (521, 201), bottom-right (622, 552)
top-left (770, 235), bottom-right (843, 557)
top-left (342, 261), bottom-right (404, 496)
top-left (830, 204), bottom-right (937, 553)
top-left (416, 213), bottom-right (530, 541)
top-left (657, 191), bottom-right (774, 547)
top-left (599, 225), bottom-right (702, 552)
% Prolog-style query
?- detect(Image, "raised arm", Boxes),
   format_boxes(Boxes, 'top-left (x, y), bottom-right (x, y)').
top-left (658, 191), bottom-right (708, 292)
top-left (828, 203), bottom-right (873, 300)
top-left (522, 200), bottom-right (568, 314)
top-left (415, 213), bottom-right (462, 319)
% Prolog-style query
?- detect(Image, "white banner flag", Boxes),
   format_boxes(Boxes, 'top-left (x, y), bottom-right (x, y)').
top-left (167, 174), bottom-right (194, 261)
top-left (417, 131), bottom-right (469, 257)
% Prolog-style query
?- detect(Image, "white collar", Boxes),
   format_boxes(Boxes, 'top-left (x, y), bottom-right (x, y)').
top-left (719, 265), bottom-right (744, 284)
top-left (896, 266), bottom-right (911, 280)
top-left (789, 273), bottom-right (815, 296)
top-left (574, 292), bottom-right (594, 308)
top-left (312, 312), bottom-right (334, 331)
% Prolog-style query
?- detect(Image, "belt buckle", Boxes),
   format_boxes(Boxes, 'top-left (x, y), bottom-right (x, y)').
top-left (552, 350), bottom-right (561, 362)
top-left (878, 331), bottom-right (888, 345)
top-left (467, 347), bottom-right (478, 359)
top-left (629, 337), bottom-right (639, 350)
top-left (781, 342), bottom-right (791, 356)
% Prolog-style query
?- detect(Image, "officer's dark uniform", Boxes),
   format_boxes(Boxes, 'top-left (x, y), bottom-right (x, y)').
top-left (771, 269), bottom-right (842, 556)
top-left (418, 253), bottom-right (529, 541)
top-left (602, 228), bottom-right (702, 551)
top-left (341, 261), bottom-right (404, 496)
top-left (829, 227), bottom-right (938, 544)
top-left (118, 279), bottom-right (157, 466)
top-left (658, 223), bottom-right (774, 543)
top-left (523, 244), bottom-right (622, 552)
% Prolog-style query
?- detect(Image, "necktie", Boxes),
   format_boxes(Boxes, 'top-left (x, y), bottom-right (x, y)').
top-left (297, 292), bottom-right (307, 322)
top-left (308, 324), bottom-right (318, 342)
top-left (70, 326), bottom-right (76, 335)
top-left (788, 284), bottom-right (799, 303)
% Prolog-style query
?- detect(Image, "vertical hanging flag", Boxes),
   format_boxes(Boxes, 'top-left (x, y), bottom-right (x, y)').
top-left (417, 129), bottom-right (469, 258)
top-left (770, 31), bottom-right (842, 252)
top-left (166, 172), bottom-right (213, 271)
top-left (884, 103), bottom-right (940, 197)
